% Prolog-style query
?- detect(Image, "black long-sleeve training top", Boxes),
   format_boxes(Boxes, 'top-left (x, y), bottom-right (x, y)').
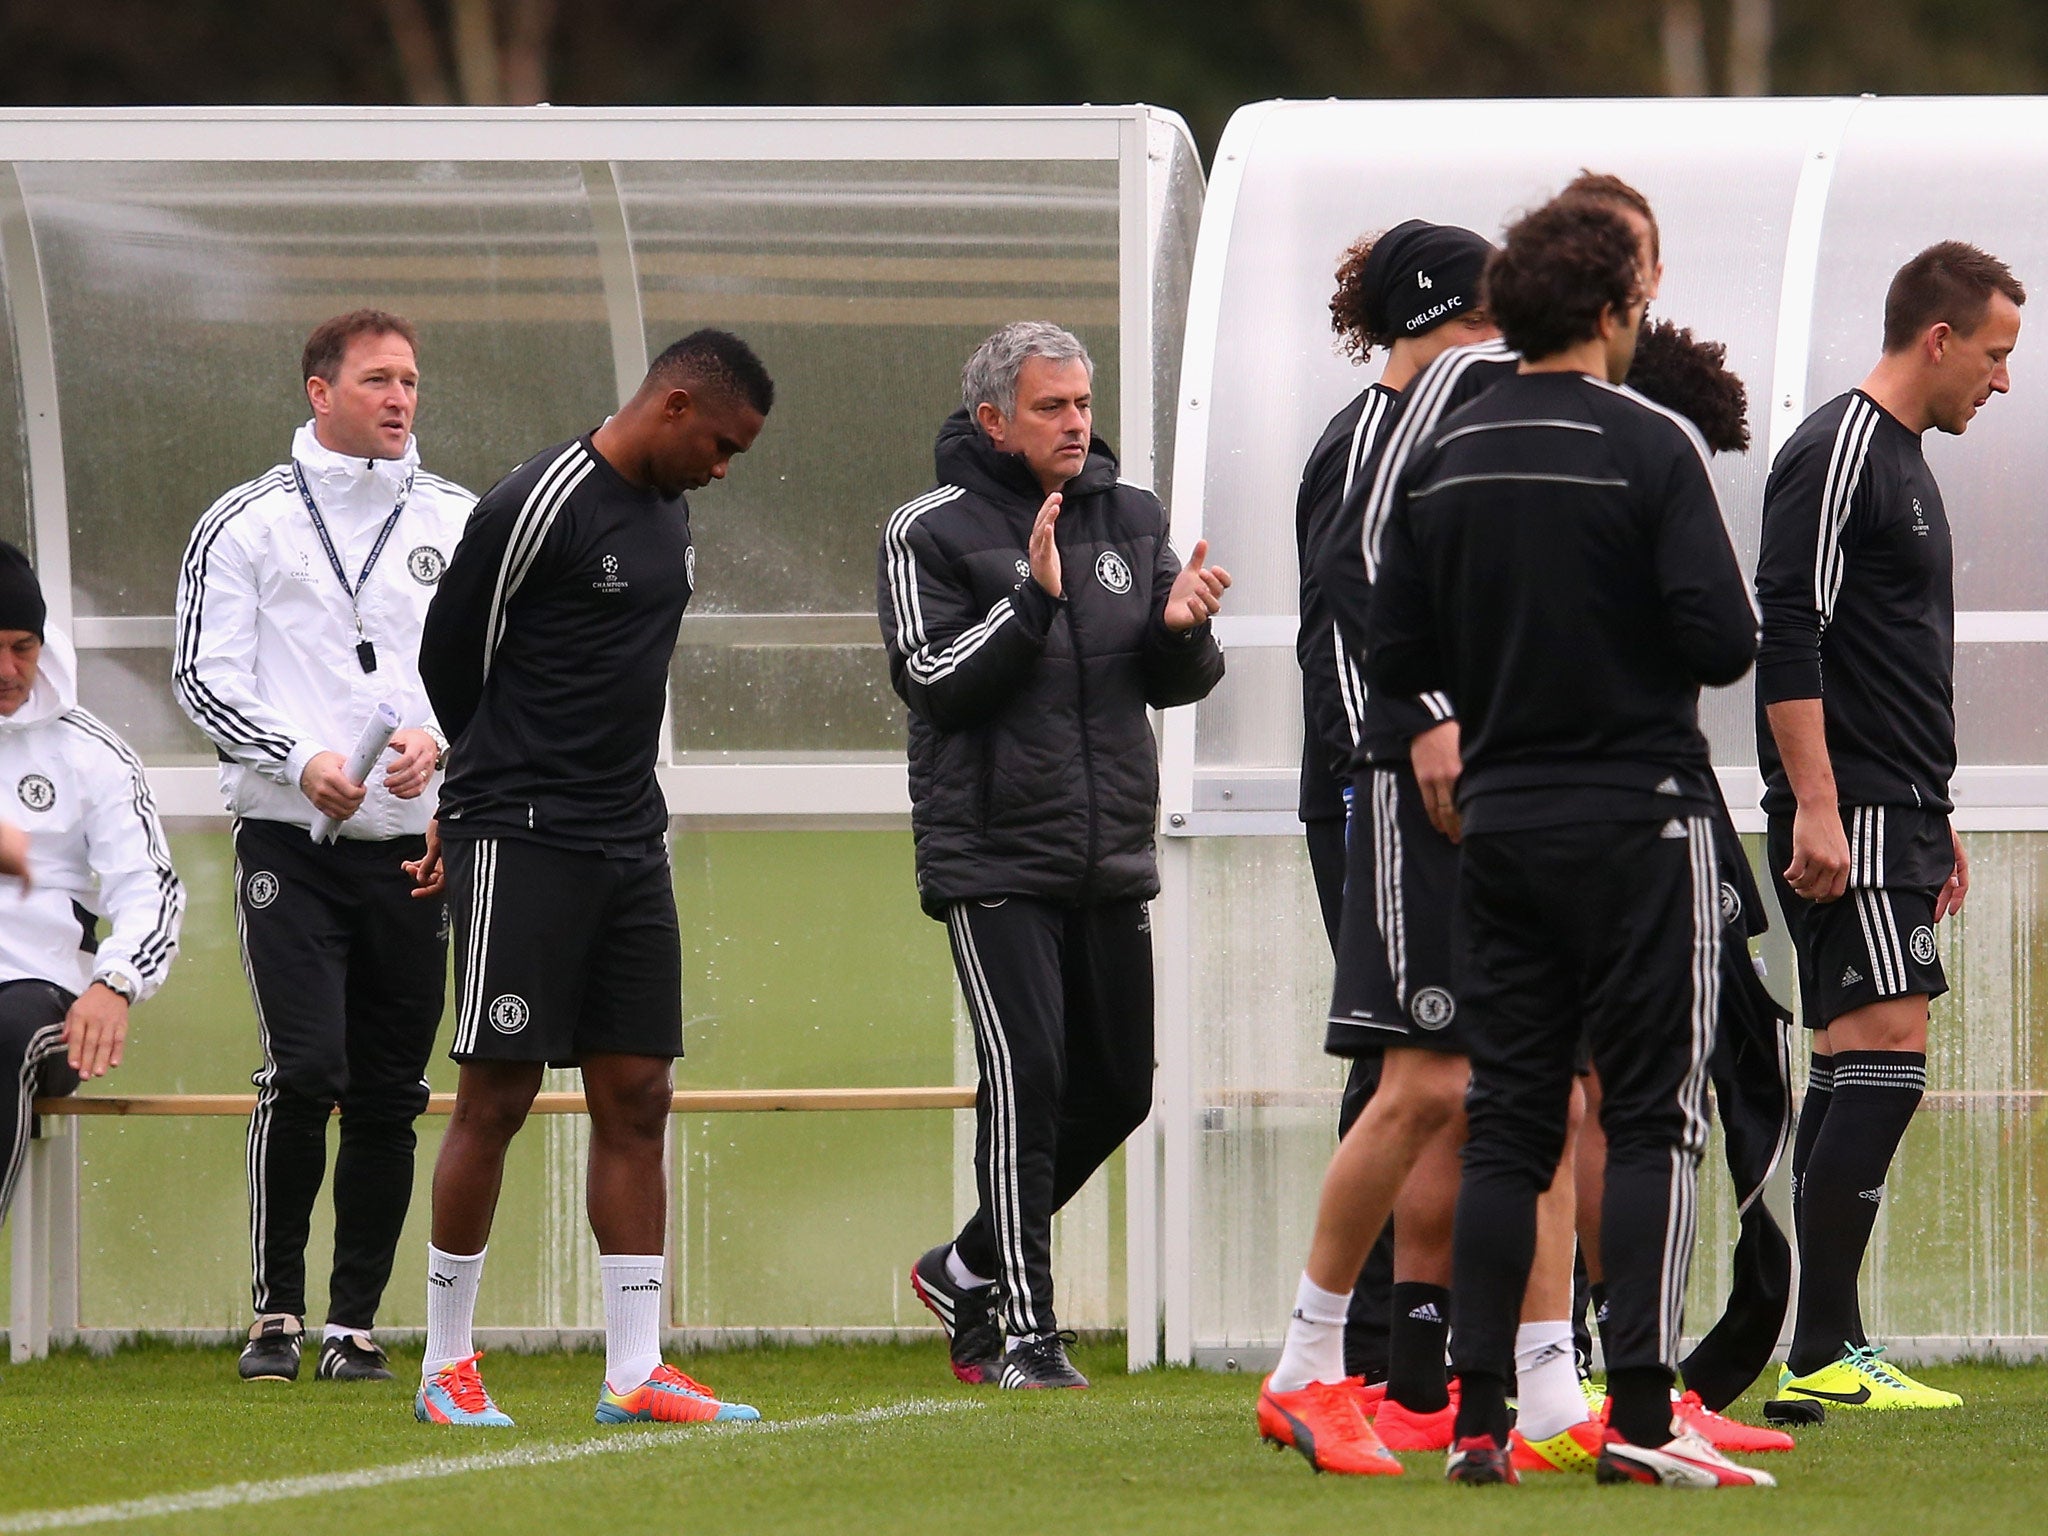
top-left (878, 411), bottom-right (1225, 916)
top-left (421, 433), bottom-right (693, 854)
top-left (1335, 340), bottom-right (1528, 766)
top-left (1364, 369), bottom-right (1758, 835)
top-left (1296, 382), bottom-right (1398, 814)
top-left (1752, 390), bottom-right (1955, 817)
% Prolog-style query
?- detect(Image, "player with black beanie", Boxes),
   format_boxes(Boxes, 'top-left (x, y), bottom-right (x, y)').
top-left (1295, 219), bottom-right (1496, 1387)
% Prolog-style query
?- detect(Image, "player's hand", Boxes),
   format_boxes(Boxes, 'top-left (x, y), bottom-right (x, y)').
top-left (1028, 492), bottom-right (1063, 598)
top-left (63, 982), bottom-right (129, 1080)
top-left (300, 750), bottom-right (367, 821)
top-left (1410, 720), bottom-right (1463, 844)
top-left (404, 819), bottom-right (446, 898)
top-left (1164, 540), bottom-right (1231, 631)
top-left (383, 729), bottom-right (439, 801)
top-left (0, 818), bottom-right (28, 887)
top-left (1936, 822), bottom-right (1970, 922)
top-left (1784, 801), bottom-right (1850, 903)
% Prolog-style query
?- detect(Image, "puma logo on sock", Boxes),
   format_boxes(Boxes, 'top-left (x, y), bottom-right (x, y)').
top-left (429, 1272), bottom-right (456, 1288)
top-left (620, 1280), bottom-right (664, 1293)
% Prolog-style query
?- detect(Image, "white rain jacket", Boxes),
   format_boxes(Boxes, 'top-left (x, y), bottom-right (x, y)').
top-left (0, 630), bottom-right (184, 1001)
top-left (172, 424), bottom-right (475, 839)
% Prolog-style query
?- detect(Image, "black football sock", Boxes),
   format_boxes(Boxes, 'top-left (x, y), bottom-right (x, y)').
top-left (1451, 1369), bottom-right (1510, 1446)
top-left (1608, 1365), bottom-right (1677, 1447)
top-left (1789, 1052), bottom-right (1833, 1243)
top-left (1385, 1281), bottom-right (1451, 1412)
top-left (1786, 1050), bottom-right (1923, 1377)
top-left (1589, 1281), bottom-right (1615, 1375)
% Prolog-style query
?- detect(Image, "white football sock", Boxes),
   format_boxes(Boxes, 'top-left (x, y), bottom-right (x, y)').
top-left (602, 1253), bottom-right (666, 1393)
top-left (422, 1244), bottom-right (485, 1379)
top-left (945, 1245), bottom-right (994, 1290)
top-left (322, 1323), bottom-right (372, 1347)
top-left (1514, 1319), bottom-right (1588, 1441)
top-left (1269, 1274), bottom-right (1352, 1393)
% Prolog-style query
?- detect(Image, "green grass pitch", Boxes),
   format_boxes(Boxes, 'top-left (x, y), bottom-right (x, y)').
top-left (0, 1342), bottom-right (2040, 1532)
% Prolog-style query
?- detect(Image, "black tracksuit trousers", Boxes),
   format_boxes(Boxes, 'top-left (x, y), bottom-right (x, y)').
top-left (235, 818), bottom-right (445, 1330)
top-left (1450, 817), bottom-right (1719, 1396)
top-left (0, 980), bottom-right (80, 1224)
top-left (946, 896), bottom-right (1154, 1339)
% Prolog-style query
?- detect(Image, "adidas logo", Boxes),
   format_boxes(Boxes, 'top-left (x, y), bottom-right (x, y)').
top-left (1654, 775), bottom-right (1680, 795)
top-left (428, 1272), bottom-right (455, 1289)
top-left (1660, 819), bottom-right (1687, 839)
top-left (1840, 966), bottom-right (1864, 986)
top-left (1408, 1302), bottom-right (1443, 1323)
top-left (1859, 1186), bottom-right (1885, 1203)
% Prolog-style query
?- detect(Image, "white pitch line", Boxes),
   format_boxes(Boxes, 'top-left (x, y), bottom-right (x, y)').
top-left (0, 1399), bottom-right (978, 1532)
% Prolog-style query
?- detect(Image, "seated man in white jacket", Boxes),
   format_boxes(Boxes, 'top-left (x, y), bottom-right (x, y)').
top-left (0, 541), bottom-right (184, 1223)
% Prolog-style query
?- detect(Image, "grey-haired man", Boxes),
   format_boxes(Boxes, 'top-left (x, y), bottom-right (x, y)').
top-left (879, 321), bottom-right (1229, 1389)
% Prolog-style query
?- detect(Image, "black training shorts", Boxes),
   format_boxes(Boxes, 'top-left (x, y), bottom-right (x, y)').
top-left (1766, 804), bottom-right (1952, 1030)
top-left (445, 834), bottom-right (684, 1064)
top-left (1327, 762), bottom-right (1466, 1057)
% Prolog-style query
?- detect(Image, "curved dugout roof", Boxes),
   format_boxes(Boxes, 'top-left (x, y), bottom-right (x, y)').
top-left (1173, 96), bottom-right (2048, 832)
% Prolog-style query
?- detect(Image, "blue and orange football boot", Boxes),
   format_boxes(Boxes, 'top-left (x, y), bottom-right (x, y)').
top-left (414, 1352), bottom-right (514, 1427)
top-left (596, 1363), bottom-right (761, 1425)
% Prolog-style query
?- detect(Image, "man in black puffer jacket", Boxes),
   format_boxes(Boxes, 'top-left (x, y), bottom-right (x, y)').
top-left (881, 321), bottom-right (1227, 1390)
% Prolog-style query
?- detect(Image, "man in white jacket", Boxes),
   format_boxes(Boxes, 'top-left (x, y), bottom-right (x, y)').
top-left (173, 310), bottom-right (474, 1385)
top-left (0, 543), bottom-right (183, 1223)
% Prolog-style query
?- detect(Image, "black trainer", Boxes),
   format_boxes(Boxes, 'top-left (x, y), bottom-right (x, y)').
top-left (998, 1331), bottom-right (1088, 1390)
top-left (316, 1333), bottom-right (394, 1382)
top-left (1445, 1434), bottom-right (1520, 1485)
top-left (237, 1315), bottom-right (304, 1383)
top-left (910, 1244), bottom-right (1005, 1385)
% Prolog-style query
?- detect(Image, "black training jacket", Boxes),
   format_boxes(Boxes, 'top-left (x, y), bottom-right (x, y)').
top-left (422, 433), bottom-right (692, 854)
top-left (1365, 370), bottom-right (1758, 835)
top-left (878, 411), bottom-right (1225, 916)
top-left (1753, 390), bottom-right (1955, 816)
top-left (1296, 383), bottom-right (1397, 815)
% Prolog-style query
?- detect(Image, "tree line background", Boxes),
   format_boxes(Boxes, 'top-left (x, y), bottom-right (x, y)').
top-left (2, 0), bottom-right (2046, 157)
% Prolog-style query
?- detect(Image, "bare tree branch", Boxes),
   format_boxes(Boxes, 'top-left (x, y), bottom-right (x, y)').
top-left (501, 0), bottom-right (557, 105)
top-left (450, 0), bottom-right (505, 105)
top-left (1729, 0), bottom-right (1773, 95)
top-left (1661, 0), bottom-right (1710, 95)
top-left (377, 0), bottom-right (454, 105)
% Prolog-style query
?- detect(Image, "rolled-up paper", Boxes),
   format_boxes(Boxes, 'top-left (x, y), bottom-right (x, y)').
top-left (310, 702), bottom-right (402, 844)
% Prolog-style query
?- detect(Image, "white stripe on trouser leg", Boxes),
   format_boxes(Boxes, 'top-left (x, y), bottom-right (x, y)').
top-left (234, 845), bottom-right (281, 1317)
top-left (948, 908), bottom-right (1030, 1336)
top-left (1874, 809), bottom-right (1908, 985)
top-left (1657, 819), bottom-right (1719, 1364)
top-left (947, 906), bottom-right (1037, 1337)
top-left (1, 1023), bottom-right (65, 1221)
top-left (953, 909), bottom-right (1035, 1336)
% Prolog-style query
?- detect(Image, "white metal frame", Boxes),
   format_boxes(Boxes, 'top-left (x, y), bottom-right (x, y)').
top-left (0, 105), bottom-right (1200, 1365)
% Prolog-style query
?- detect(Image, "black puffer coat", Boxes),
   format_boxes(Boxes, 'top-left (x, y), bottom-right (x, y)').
top-left (878, 411), bottom-right (1225, 916)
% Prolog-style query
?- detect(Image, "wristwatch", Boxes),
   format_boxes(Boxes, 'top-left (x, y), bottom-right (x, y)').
top-left (425, 725), bottom-right (451, 773)
top-left (94, 971), bottom-right (136, 1002)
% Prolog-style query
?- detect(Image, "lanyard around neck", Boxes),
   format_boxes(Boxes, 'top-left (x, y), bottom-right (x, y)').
top-left (292, 460), bottom-right (412, 607)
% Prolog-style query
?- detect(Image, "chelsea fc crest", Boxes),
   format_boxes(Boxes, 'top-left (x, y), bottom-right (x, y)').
top-left (246, 870), bottom-right (280, 909)
top-left (15, 772), bottom-right (54, 812)
top-left (1718, 881), bottom-right (1742, 928)
top-left (407, 546), bottom-right (446, 584)
top-left (1410, 987), bottom-right (1456, 1031)
top-left (490, 994), bottom-right (531, 1034)
top-left (1095, 550), bottom-right (1133, 594)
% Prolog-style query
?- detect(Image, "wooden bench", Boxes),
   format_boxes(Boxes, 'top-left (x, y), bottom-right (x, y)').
top-left (10, 1086), bottom-right (975, 1362)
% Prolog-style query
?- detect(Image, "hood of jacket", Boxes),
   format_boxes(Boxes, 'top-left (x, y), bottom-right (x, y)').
top-left (932, 408), bottom-right (1121, 509)
top-left (0, 624), bottom-right (77, 733)
top-left (291, 419), bottom-right (422, 513)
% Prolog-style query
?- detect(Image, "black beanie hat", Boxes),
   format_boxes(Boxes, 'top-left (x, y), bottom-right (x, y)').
top-left (1360, 220), bottom-right (1495, 342)
top-left (0, 542), bottom-right (46, 639)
